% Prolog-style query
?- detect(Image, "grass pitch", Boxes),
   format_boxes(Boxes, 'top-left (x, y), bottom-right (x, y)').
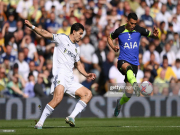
top-left (0, 117), bottom-right (180, 135)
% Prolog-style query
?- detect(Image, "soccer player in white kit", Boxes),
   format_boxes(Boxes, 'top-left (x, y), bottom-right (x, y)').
top-left (24, 20), bottom-right (96, 129)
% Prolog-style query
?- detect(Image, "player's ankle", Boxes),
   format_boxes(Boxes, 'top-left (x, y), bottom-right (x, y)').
top-left (37, 121), bottom-right (43, 126)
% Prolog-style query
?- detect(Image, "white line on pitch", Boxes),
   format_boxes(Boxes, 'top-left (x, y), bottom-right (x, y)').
top-left (28, 126), bottom-right (69, 128)
top-left (122, 126), bottom-right (180, 128)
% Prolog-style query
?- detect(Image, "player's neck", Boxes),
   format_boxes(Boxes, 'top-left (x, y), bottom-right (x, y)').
top-left (125, 24), bottom-right (131, 31)
top-left (69, 34), bottom-right (76, 44)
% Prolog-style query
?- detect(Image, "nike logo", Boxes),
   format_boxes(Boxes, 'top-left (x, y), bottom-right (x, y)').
top-left (128, 38), bottom-right (132, 40)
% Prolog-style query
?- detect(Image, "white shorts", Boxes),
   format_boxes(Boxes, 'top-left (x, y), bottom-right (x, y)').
top-left (50, 73), bottom-right (83, 98)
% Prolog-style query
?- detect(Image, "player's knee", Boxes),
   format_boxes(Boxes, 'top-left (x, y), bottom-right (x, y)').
top-left (86, 91), bottom-right (92, 101)
top-left (53, 94), bottom-right (63, 104)
top-left (126, 65), bottom-right (133, 73)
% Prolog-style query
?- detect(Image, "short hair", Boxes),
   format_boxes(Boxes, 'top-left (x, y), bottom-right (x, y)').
top-left (13, 63), bottom-right (18, 69)
top-left (18, 50), bottom-right (24, 54)
top-left (163, 55), bottom-right (168, 60)
top-left (176, 58), bottom-right (180, 63)
top-left (83, 35), bottom-right (89, 40)
top-left (149, 42), bottom-right (155, 47)
top-left (70, 23), bottom-right (84, 34)
top-left (169, 23), bottom-right (173, 27)
top-left (150, 52), bottom-right (155, 56)
top-left (28, 72), bottom-right (34, 79)
top-left (6, 44), bottom-right (11, 48)
top-left (160, 21), bottom-right (165, 26)
top-left (128, 13), bottom-right (138, 20)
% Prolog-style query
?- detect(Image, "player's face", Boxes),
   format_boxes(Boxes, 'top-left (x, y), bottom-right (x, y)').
top-left (127, 18), bottom-right (137, 31)
top-left (73, 29), bottom-right (84, 43)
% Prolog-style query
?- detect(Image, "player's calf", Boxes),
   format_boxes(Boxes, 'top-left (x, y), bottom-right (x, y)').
top-left (65, 87), bottom-right (92, 127)
top-left (114, 91), bottom-right (132, 117)
top-left (35, 85), bottom-right (64, 129)
top-left (76, 87), bottom-right (93, 104)
top-left (125, 65), bottom-right (140, 96)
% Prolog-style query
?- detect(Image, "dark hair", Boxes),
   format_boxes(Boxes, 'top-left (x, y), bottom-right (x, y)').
top-left (18, 50), bottom-right (24, 54)
top-left (168, 23), bottom-right (173, 27)
top-left (163, 55), bottom-right (168, 60)
top-left (150, 52), bottom-right (155, 56)
top-left (70, 23), bottom-right (84, 34)
top-left (149, 42), bottom-right (155, 47)
top-left (160, 21), bottom-right (165, 26)
top-left (28, 72), bottom-right (34, 78)
top-left (128, 13), bottom-right (138, 20)
top-left (13, 63), bottom-right (18, 69)
top-left (176, 58), bottom-right (180, 63)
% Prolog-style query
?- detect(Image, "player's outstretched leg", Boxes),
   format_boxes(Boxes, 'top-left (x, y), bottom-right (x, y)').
top-left (35, 85), bottom-right (64, 129)
top-left (126, 65), bottom-right (140, 97)
top-left (114, 83), bottom-right (133, 117)
top-left (65, 86), bottom-right (92, 127)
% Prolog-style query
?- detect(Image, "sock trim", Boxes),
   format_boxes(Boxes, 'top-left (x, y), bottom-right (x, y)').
top-left (79, 100), bottom-right (87, 108)
top-left (46, 104), bottom-right (54, 113)
top-left (47, 104), bottom-right (54, 110)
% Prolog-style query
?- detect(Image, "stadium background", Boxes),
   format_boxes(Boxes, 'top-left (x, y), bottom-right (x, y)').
top-left (0, 0), bottom-right (180, 120)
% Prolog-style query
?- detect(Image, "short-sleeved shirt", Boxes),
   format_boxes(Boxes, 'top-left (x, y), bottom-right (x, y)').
top-left (7, 81), bottom-right (22, 95)
top-left (51, 34), bottom-right (80, 77)
top-left (110, 24), bottom-right (151, 65)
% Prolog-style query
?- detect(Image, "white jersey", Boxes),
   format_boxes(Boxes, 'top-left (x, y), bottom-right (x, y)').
top-left (52, 34), bottom-right (80, 77)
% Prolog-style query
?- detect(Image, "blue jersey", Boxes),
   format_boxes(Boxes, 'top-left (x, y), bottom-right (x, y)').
top-left (110, 25), bottom-right (151, 65)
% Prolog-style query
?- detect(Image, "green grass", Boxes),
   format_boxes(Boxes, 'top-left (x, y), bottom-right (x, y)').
top-left (0, 117), bottom-right (180, 135)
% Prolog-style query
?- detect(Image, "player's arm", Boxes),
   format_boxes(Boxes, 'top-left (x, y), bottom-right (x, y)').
top-left (75, 61), bottom-right (96, 80)
top-left (24, 20), bottom-right (53, 40)
top-left (137, 25), bottom-right (159, 39)
top-left (107, 27), bottom-right (122, 52)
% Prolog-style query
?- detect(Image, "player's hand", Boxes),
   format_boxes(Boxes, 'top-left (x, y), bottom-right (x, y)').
top-left (24, 20), bottom-right (32, 28)
top-left (113, 46), bottom-right (119, 52)
top-left (153, 26), bottom-right (159, 37)
top-left (86, 73), bottom-right (96, 80)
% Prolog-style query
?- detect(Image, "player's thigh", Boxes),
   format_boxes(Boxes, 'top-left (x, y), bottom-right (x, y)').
top-left (53, 84), bottom-right (65, 98)
top-left (66, 81), bottom-right (84, 98)
top-left (49, 84), bottom-right (65, 108)
top-left (50, 74), bottom-right (67, 100)
top-left (117, 60), bottom-right (131, 74)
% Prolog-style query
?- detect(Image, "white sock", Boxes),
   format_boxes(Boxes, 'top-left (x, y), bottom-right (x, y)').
top-left (69, 100), bottom-right (87, 118)
top-left (38, 104), bottom-right (54, 125)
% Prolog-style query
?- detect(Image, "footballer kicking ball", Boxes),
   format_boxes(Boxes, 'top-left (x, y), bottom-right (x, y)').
top-left (140, 81), bottom-right (153, 96)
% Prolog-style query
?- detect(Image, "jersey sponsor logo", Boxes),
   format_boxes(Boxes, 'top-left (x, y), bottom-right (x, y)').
top-left (64, 48), bottom-right (67, 53)
top-left (64, 48), bottom-right (76, 58)
top-left (124, 42), bottom-right (138, 49)
top-left (128, 33), bottom-right (132, 40)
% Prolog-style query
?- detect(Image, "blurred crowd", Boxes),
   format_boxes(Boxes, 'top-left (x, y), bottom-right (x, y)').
top-left (0, 0), bottom-right (180, 98)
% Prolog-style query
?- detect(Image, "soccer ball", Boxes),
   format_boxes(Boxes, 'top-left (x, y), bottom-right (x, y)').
top-left (140, 81), bottom-right (153, 96)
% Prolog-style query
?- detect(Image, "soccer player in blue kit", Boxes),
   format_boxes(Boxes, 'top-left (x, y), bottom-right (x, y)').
top-left (107, 13), bottom-right (159, 117)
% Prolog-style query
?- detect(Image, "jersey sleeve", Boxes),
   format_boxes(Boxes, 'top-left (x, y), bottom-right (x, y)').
top-left (110, 26), bottom-right (125, 40)
top-left (51, 34), bottom-right (61, 44)
top-left (135, 25), bottom-right (151, 37)
top-left (75, 47), bottom-right (80, 62)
